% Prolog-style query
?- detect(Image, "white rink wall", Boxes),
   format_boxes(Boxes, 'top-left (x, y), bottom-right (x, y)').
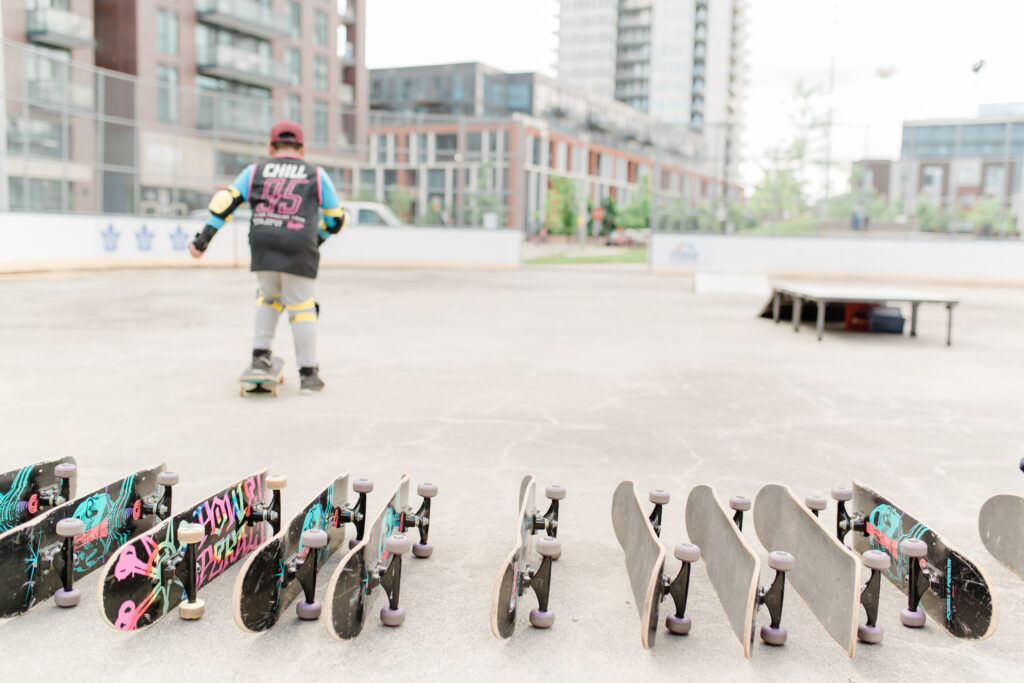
top-left (0, 213), bottom-right (522, 272)
top-left (651, 232), bottom-right (1024, 283)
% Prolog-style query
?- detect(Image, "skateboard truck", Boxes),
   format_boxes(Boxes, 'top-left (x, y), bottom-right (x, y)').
top-left (138, 471), bottom-right (178, 521)
top-left (730, 494), bottom-right (793, 645)
top-left (402, 482), bottom-right (439, 558)
top-left (41, 516), bottom-right (84, 608)
top-left (378, 533), bottom-right (415, 627)
top-left (643, 489), bottom-right (701, 636)
top-left (899, 538), bottom-right (930, 629)
top-left (514, 484), bottom-right (565, 629)
top-left (341, 478), bottom-right (374, 549)
top-left (244, 475), bottom-right (286, 535)
top-left (174, 522), bottom-right (207, 620)
top-left (729, 495), bottom-right (751, 531)
top-left (22, 462), bottom-right (76, 522)
top-left (529, 484), bottom-right (563, 559)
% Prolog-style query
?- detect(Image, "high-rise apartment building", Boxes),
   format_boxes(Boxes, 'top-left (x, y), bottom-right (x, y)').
top-left (557, 0), bottom-right (746, 183)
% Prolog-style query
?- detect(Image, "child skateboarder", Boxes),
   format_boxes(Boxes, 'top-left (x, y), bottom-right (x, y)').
top-left (188, 121), bottom-right (348, 394)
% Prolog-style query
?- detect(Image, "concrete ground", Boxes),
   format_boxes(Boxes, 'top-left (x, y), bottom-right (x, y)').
top-left (1, 265), bottom-right (1023, 681)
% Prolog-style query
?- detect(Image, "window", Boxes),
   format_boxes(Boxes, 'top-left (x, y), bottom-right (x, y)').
top-left (216, 151), bottom-right (255, 176)
top-left (359, 169), bottom-right (376, 189)
top-left (314, 100), bottom-right (328, 145)
top-left (157, 65), bottom-right (178, 123)
top-left (157, 10), bottom-right (178, 56)
top-left (467, 133), bottom-right (482, 157)
top-left (315, 11), bottom-right (329, 47)
top-left (417, 133), bottom-right (428, 163)
top-left (984, 165), bottom-right (1006, 196)
top-left (314, 55), bottom-right (328, 92)
top-left (358, 208), bottom-right (385, 226)
top-left (377, 134), bottom-right (388, 163)
top-left (286, 48), bottom-right (301, 86)
top-left (435, 134), bottom-right (456, 162)
top-left (289, 1), bottom-right (301, 38)
top-left (428, 169), bottom-right (445, 191)
top-left (287, 94), bottom-right (301, 124)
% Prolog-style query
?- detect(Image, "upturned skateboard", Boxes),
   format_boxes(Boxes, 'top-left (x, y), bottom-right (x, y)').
top-left (753, 484), bottom-right (891, 656)
top-left (0, 463), bottom-right (174, 618)
top-left (325, 474), bottom-right (436, 639)
top-left (611, 482), bottom-right (699, 649)
top-left (978, 458), bottom-right (1024, 580)
top-left (97, 469), bottom-right (282, 631)
top-left (239, 357), bottom-right (285, 397)
top-left (685, 484), bottom-right (795, 657)
top-left (833, 480), bottom-right (997, 640)
top-left (0, 457), bottom-right (77, 533)
top-left (491, 475), bottom-right (564, 639)
top-left (234, 473), bottom-right (372, 632)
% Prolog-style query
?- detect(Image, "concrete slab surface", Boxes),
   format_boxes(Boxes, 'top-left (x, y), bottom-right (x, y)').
top-left (1, 266), bottom-right (1023, 681)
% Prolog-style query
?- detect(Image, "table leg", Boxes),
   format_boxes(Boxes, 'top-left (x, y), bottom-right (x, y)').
top-left (910, 302), bottom-right (919, 337)
top-left (773, 291), bottom-right (781, 323)
top-left (816, 300), bottom-right (825, 342)
top-left (946, 304), bottom-right (953, 346)
top-left (793, 298), bottom-right (802, 332)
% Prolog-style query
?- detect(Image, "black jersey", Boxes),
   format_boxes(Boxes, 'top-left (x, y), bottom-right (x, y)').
top-left (247, 156), bottom-right (323, 278)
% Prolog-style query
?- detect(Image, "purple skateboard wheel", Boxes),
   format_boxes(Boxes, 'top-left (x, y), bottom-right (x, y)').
top-left (54, 588), bottom-right (81, 608)
top-left (858, 622), bottom-right (884, 644)
top-left (381, 606), bottom-right (406, 627)
top-left (900, 607), bottom-right (926, 628)
top-left (760, 624), bottom-right (787, 645)
top-left (666, 614), bottom-right (691, 635)
top-left (296, 600), bottom-right (322, 620)
top-left (529, 609), bottom-right (555, 629)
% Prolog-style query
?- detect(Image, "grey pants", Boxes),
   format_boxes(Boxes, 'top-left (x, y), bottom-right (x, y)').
top-left (253, 271), bottom-right (317, 368)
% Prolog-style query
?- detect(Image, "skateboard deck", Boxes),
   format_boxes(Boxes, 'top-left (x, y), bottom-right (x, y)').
top-left (0, 457), bottom-right (77, 533)
top-left (851, 480), bottom-right (997, 640)
top-left (979, 494), bottom-right (1024, 580)
top-left (611, 480), bottom-right (664, 649)
top-left (325, 475), bottom-right (409, 640)
top-left (97, 470), bottom-right (269, 631)
top-left (239, 357), bottom-right (285, 396)
top-left (234, 473), bottom-right (350, 632)
top-left (491, 475), bottom-right (537, 639)
top-left (0, 463), bottom-right (167, 617)
top-left (754, 483), bottom-right (860, 656)
top-left (686, 484), bottom-right (759, 658)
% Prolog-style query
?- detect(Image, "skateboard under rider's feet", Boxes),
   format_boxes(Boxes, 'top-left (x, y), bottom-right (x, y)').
top-left (0, 457), bottom-right (77, 534)
top-left (611, 481), bottom-right (699, 650)
top-left (97, 469), bottom-right (282, 631)
top-left (0, 463), bottom-right (174, 618)
top-left (324, 474), bottom-right (436, 640)
top-left (753, 483), bottom-right (891, 656)
top-left (491, 475), bottom-right (564, 639)
top-left (239, 357), bottom-right (285, 397)
top-left (233, 472), bottom-right (372, 632)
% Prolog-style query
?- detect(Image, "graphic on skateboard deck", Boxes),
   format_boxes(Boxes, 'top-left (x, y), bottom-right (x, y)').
top-left (0, 457), bottom-right (77, 533)
top-left (239, 357), bottom-right (285, 397)
top-left (0, 464), bottom-right (174, 618)
top-left (837, 480), bottom-right (998, 640)
top-left (97, 470), bottom-right (281, 631)
top-left (611, 482), bottom-right (698, 649)
top-left (753, 484), bottom-right (890, 656)
top-left (686, 484), bottom-right (794, 657)
top-left (491, 475), bottom-right (563, 639)
top-left (325, 475), bottom-right (436, 640)
top-left (978, 459), bottom-right (1024, 580)
top-left (234, 473), bottom-right (372, 632)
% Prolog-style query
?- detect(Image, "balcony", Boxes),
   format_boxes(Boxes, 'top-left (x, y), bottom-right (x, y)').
top-left (338, 83), bottom-right (355, 106)
top-left (196, 0), bottom-right (289, 40)
top-left (196, 44), bottom-right (289, 89)
top-left (197, 92), bottom-right (272, 136)
top-left (26, 79), bottom-right (94, 111)
top-left (340, 42), bottom-right (356, 66)
top-left (25, 8), bottom-right (95, 48)
top-left (339, 1), bottom-right (356, 25)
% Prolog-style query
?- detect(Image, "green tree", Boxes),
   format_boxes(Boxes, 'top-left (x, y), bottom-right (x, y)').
top-left (467, 162), bottom-right (504, 226)
top-left (385, 187), bottom-right (416, 222)
top-left (544, 176), bottom-right (577, 234)
top-left (620, 174), bottom-right (651, 229)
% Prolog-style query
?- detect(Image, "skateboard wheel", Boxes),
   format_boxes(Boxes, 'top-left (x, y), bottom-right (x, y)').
top-left (529, 608), bottom-right (555, 629)
top-left (179, 599), bottom-right (206, 620)
top-left (831, 486), bottom-right (853, 502)
top-left (56, 517), bottom-right (84, 538)
top-left (296, 600), bottom-right (322, 620)
top-left (54, 587), bottom-right (81, 608)
top-left (729, 495), bottom-right (751, 512)
top-left (380, 606), bottom-right (405, 627)
top-left (674, 542), bottom-right (701, 563)
top-left (862, 550), bottom-right (890, 571)
top-left (900, 538), bottom-right (927, 558)
top-left (55, 463), bottom-right (77, 479)
top-left (804, 495), bottom-right (827, 512)
top-left (417, 482), bottom-right (439, 498)
top-left (535, 535), bottom-right (561, 558)
top-left (858, 622), bottom-right (884, 644)
top-left (178, 522), bottom-right (205, 545)
top-left (301, 528), bottom-right (328, 550)
top-left (157, 471), bottom-right (180, 487)
top-left (412, 543), bottom-right (433, 559)
top-left (768, 550), bottom-right (796, 572)
top-left (665, 614), bottom-right (691, 635)
top-left (760, 624), bottom-right (787, 646)
top-left (900, 607), bottom-right (926, 628)
top-left (545, 484), bottom-right (566, 501)
top-left (385, 533), bottom-right (413, 556)
top-left (648, 489), bottom-right (670, 505)
top-left (353, 478), bottom-right (374, 494)
top-left (266, 475), bottom-right (287, 490)
top-left (239, 387), bottom-right (246, 397)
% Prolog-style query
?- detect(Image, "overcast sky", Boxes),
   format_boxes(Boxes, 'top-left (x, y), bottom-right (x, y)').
top-left (366, 0), bottom-right (1024, 189)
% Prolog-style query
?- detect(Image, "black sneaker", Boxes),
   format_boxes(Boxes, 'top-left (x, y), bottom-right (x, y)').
top-left (249, 350), bottom-right (273, 375)
top-left (299, 367), bottom-right (324, 394)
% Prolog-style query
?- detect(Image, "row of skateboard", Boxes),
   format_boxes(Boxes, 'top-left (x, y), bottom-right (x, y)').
top-left (0, 458), bottom-right (435, 637)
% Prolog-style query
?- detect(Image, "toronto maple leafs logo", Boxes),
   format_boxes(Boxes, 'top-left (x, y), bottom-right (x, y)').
top-left (100, 224), bottom-right (120, 252)
top-left (169, 226), bottom-right (189, 252)
top-left (135, 225), bottom-right (154, 252)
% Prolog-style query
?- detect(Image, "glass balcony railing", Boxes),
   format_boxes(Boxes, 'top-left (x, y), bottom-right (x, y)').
top-left (26, 8), bottom-right (95, 48)
top-left (196, 0), bottom-right (289, 40)
top-left (341, 42), bottom-right (356, 65)
top-left (197, 92), bottom-right (272, 136)
top-left (338, 1), bottom-right (356, 24)
top-left (339, 83), bottom-right (355, 105)
top-left (26, 79), bottom-right (95, 111)
top-left (196, 44), bottom-right (290, 89)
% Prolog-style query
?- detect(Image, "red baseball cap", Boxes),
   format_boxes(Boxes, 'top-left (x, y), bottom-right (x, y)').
top-left (270, 120), bottom-right (304, 145)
